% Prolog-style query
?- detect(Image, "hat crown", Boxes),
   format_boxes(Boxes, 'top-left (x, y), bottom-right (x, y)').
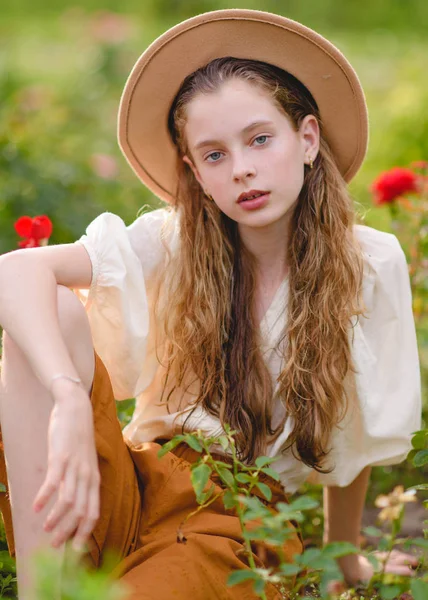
top-left (118, 9), bottom-right (369, 202)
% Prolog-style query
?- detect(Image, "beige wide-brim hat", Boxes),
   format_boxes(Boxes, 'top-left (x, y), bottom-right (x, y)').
top-left (118, 9), bottom-right (369, 203)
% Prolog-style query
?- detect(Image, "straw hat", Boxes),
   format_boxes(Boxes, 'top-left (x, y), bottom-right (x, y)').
top-left (118, 9), bottom-right (369, 203)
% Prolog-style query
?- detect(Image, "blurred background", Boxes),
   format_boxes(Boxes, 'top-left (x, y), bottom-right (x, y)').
top-left (1, 0), bottom-right (428, 249)
top-left (0, 0), bottom-right (427, 522)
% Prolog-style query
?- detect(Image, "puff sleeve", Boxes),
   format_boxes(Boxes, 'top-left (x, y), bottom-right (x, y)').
top-left (311, 225), bottom-right (422, 487)
top-left (73, 207), bottom-right (177, 400)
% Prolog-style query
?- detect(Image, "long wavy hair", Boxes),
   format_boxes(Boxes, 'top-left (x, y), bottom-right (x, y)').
top-left (152, 57), bottom-right (366, 470)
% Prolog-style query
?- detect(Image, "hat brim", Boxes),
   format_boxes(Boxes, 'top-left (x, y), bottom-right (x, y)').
top-left (118, 9), bottom-right (369, 203)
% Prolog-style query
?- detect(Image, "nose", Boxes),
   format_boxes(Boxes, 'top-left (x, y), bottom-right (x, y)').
top-left (231, 151), bottom-right (256, 182)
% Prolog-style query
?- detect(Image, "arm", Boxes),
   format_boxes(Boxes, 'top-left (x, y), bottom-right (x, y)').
top-left (323, 466), bottom-right (371, 582)
top-left (323, 466), bottom-right (418, 584)
top-left (0, 244), bottom-right (92, 391)
top-left (323, 466), bottom-right (371, 546)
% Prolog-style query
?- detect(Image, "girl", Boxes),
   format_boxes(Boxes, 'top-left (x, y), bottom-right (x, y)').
top-left (0, 9), bottom-right (421, 600)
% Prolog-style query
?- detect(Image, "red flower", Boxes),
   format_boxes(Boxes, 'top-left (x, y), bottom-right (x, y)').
top-left (14, 215), bottom-right (53, 248)
top-left (371, 167), bottom-right (420, 205)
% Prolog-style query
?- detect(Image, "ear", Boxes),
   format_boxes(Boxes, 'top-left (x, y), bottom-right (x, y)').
top-left (299, 114), bottom-right (320, 160)
top-left (183, 155), bottom-right (204, 188)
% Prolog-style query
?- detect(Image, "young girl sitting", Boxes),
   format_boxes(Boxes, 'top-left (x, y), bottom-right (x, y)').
top-left (0, 8), bottom-right (421, 600)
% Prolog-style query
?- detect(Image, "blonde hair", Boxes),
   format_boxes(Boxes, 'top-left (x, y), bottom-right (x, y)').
top-left (154, 57), bottom-right (366, 470)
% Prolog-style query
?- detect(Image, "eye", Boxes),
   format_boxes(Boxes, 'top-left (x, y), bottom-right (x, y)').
top-left (205, 151), bottom-right (223, 163)
top-left (253, 135), bottom-right (269, 146)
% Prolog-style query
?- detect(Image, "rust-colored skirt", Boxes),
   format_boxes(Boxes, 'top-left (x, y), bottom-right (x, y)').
top-left (0, 352), bottom-right (303, 599)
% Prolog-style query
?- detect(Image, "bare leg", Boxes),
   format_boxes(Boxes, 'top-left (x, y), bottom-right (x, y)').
top-left (0, 285), bottom-right (95, 599)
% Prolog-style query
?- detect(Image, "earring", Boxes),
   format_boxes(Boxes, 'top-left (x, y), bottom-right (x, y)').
top-left (308, 156), bottom-right (314, 169)
top-left (205, 191), bottom-right (214, 201)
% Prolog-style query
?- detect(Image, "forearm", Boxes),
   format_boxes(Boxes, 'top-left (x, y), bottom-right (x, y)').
top-left (0, 253), bottom-right (80, 390)
top-left (323, 466), bottom-right (371, 546)
top-left (323, 466), bottom-right (371, 580)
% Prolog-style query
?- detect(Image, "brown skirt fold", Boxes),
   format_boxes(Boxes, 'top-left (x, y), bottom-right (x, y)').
top-left (0, 352), bottom-right (303, 599)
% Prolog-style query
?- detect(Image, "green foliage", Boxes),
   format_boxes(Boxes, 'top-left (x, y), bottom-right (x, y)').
top-left (158, 427), bottom-right (428, 600)
top-left (32, 546), bottom-right (129, 600)
top-left (1, 4), bottom-right (427, 598)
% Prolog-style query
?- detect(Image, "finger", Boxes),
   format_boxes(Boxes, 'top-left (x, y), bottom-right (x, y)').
top-left (388, 550), bottom-right (419, 566)
top-left (50, 506), bottom-right (81, 549)
top-left (50, 471), bottom-right (88, 549)
top-left (33, 459), bottom-right (67, 513)
top-left (384, 563), bottom-right (415, 577)
top-left (72, 475), bottom-right (100, 552)
top-left (44, 467), bottom-right (77, 532)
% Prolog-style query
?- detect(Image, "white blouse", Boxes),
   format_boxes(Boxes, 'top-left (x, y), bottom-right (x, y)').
top-left (73, 207), bottom-right (422, 494)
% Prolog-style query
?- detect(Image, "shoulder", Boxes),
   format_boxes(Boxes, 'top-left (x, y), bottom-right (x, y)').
top-left (127, 206), bottom-right (179, 240)
top-left (353, 223), bottom-right (407, 282)
top-left (127, 206), bottom-right (180, 279)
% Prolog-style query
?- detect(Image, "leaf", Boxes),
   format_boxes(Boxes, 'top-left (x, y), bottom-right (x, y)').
top-left (310, 557), bottom-right (338, 571)
top-left (0, 483), bottom-right (6, 493)
top-left (411, 431), bottom-right (427, 449)
top-left (260, 467), bottom-right (280, 482)
top-left (410, 537), bottom-right (428, 549)
top-left (411, 579), bottom-right (428, 600)
top-left (190, 463), bottom-right (212, 503)
top-left (377, 537), bottom-right (390, 551)
top-left (378, 584), bottom-right (402, 600)
top-left (322, 542), bottom-right (359, 559)
top-left (279, 563), bottom-right (301, 576)
top-left (255, 481), bottom-right (272, 502)
top-left (319, 569), bottom-right (343, 599)
top-left (185, 435), bottom-right (203, 452)
top-left (218, 436), bottom-right (230, 452)
top-left (237, 495), bottom-right (261, 508)
top-left (409, 483), bottom-right (428, 491)
top-left (255, 456), bottom-right (278, 468)
top-left (363, 525), bottom-right (384, 537)
top-left (289, 496), bottom-right (319, 511)
top-left (217, 466), bottom-right (235, 488)
top-left (223, 489), bottom-right (236, 510)
top-left (413, 449), bottom-right (428, 467)
top-left (235, 472), bottom-right (254, 484)
top-left (198, 483), bottom-right (216, 504)
top-left (156, 436), bottom-right (185, 457)
top-left (253, 578), bottom-right (266, 594)
top-left (242, 507), bottom-right (271, 522)
top-left (366, 553), bottom-right (381, 571)
top-left (300, 547), bottom-right (322, 567)
top-left (227, 569), bottom-right (257, 586)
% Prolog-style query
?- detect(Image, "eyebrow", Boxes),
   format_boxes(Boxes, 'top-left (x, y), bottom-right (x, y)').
top-left (193, 120), bottom-right (275, 151)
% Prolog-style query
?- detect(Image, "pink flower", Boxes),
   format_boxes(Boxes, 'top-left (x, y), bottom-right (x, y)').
top-left (410, 160), bottom-right (428, 170)
top-left (90, 153), bottom-right (118, 180)
top-left (89, 11), bottom-right (135, 45)
top-left (326, 580), bottom-right (346, 597)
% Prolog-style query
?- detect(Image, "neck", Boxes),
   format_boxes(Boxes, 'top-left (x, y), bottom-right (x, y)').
top-left (238, 215), bottom-right (291, 284)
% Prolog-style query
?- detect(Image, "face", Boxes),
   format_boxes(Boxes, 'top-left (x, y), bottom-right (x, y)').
top-left (182, 78), bottom-right (319, 230)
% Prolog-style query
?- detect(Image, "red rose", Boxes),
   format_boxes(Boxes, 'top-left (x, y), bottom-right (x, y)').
top-left (370, 167), bottom-right (420, 205)
top-left (14, 215), bottom-right (53, 248)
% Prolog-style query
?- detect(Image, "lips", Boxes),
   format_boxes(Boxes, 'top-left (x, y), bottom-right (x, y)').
top-left (237, 189), bottom-right (269, 203)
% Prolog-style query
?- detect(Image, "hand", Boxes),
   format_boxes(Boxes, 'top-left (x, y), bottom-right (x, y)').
top-left (32, 380), bottom-right (100, 552)
top-left (339, 550), bottom-right (419, 587)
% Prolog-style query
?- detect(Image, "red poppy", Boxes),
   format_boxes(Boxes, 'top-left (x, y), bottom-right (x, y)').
top-left (14, 215), bottom-right (53, 248)
top-left (371, 167), bottom-right (420, 205)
